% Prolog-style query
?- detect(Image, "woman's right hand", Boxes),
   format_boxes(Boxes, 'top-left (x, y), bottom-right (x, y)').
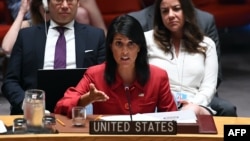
top-left (19, 0), bottom-right (30, 15)
top-left (88, 83), bottom-right (109, 102)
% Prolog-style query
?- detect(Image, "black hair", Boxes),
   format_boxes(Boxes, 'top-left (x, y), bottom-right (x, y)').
top-left (104, 14), bottom-right (150, 86)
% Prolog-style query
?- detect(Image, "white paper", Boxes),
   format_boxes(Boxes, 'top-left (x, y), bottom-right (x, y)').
top-left (142, 110), bottom-right (197, 123)
top-left (99, 110), bottom-right (197, 123)
top-left (100, 114), bottom-right (160, 121)
top-left (0, 120), bottom-right (7, 133)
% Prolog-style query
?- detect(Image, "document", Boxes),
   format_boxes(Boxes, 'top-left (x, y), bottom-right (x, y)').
top-left (143, 110), bottom-right (197, 123)
top-left (99, 110), bottom-right (197, 123)
top-left (100, 114), bottom-right (160, 121)
top-left (0, 120), bottom-right (7, 134)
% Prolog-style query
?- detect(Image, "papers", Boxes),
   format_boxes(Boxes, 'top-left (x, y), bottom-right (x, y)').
top-left (100, 114), bottom-right (161, 121)
top-left (99, 110), bottom-right (197, 123)
top-left (0, 120), bottom-right (7, 134)
top-left (143, 110), bottom-right (197, 123)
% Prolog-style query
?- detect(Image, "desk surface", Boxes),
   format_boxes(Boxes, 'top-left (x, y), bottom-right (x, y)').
top-left (0, 115), bottom-right (250, 141)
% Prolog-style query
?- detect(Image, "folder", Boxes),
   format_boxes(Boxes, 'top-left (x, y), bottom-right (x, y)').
top-left (197, 115), bottom-right (217, 134)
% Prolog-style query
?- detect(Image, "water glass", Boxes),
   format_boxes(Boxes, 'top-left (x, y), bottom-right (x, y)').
top-left (12, 118), bottom-right (27, 134)
top-left (23, 89), bottom-right (45, 131)
top-left (72, 106), bottom-right (86, 127)
top-left (42, 115), bottom-right (56, 133)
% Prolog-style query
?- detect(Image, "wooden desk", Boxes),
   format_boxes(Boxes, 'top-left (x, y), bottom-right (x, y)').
top-left (0, 115), bottom-right (250, 141)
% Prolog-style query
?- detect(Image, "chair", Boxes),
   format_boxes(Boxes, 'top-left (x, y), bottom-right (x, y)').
top-left (0, 0), bottom-right (12, 77)
top-left (96, 0), bottom-right (143, 27)
top-left (192, 0), bottom-right (250, 28)
top-left (0, 0), bottom-right (13, 43)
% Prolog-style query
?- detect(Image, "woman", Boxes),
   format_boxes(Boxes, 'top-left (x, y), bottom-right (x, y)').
top-left (54, 15), bottom-right (177, 117)
top-left (145, 0), bottom-right (218, 115)
top-left (2, 0), bottom-right (49, 54)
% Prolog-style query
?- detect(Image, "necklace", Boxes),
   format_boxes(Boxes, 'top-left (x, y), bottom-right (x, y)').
top-left (173, 46), bottom-right (187, 107)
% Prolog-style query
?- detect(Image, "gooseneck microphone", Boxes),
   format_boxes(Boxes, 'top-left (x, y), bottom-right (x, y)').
top-left (124, 86), bottom-right (133, 121)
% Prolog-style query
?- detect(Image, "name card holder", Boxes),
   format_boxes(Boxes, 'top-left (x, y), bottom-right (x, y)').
top-left (89, 121), bottom-right (177, 135)
top-left (53, 114), bottom-right (217, 134)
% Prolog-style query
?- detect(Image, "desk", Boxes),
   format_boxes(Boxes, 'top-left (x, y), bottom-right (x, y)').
top-left (0, 115), bottom-right (250, 141)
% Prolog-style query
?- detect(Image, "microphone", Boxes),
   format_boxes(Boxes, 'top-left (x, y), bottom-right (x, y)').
top-left (124, 86), bottom-right (133, 121)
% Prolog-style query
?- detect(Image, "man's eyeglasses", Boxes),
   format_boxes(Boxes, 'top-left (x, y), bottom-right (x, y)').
top-left (52, 0), bottom-right (77, 5)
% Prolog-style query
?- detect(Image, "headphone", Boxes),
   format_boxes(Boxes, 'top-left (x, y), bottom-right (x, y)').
top-left (42, 0), bottom-right (49, 12)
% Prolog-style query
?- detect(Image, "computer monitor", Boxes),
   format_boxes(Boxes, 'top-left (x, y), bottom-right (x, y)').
top-left (37, 68), bottom-right (87, 113)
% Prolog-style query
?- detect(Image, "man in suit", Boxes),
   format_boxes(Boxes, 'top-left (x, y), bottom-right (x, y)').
top-left (129, 3), bottom-right (237, 116)
top-left (2, 0), bottom-right (106, 115)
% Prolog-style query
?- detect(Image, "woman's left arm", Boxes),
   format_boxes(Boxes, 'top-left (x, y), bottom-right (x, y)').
top-left (192, 37), bottom-right (218, 106)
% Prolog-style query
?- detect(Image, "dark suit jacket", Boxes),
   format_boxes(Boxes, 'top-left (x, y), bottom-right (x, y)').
top-left (1, 21), bottom-right (106, 115)
top-left (129, 5), bottom-right (222, 88)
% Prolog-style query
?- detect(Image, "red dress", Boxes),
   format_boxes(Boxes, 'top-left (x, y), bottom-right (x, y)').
top-left (54, 63), bottom-right (177, 117)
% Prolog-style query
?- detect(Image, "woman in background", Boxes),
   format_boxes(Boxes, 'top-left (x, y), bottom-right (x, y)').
top-left (1, 0), bottom-right (49, 54)
top-left (145, 0), bottom-right (218, 115)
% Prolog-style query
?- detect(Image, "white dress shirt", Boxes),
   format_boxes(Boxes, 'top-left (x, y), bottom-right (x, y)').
top-left (145, 30), bottom-right (218, 107)
top-left (43, 20), bottom-right (76, 69)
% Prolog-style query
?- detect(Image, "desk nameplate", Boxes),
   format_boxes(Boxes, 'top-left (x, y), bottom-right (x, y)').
top-left (55, 114), bottom-right (217, 134)
top-left (89, 121), bottom-right (177, 135)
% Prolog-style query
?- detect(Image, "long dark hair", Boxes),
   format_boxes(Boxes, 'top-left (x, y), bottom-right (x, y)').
top-left (153, 0), bottom-right (206, 58)
top-left (104, 15), bottom-right (150, 86)
top-left (30, 0), bottom-right (45, 25)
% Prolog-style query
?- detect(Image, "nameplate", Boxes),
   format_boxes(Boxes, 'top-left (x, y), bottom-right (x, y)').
top-left (89, 121), bottom-right (177, 135)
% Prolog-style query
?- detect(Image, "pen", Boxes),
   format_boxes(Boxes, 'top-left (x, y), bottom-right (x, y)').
top-left (94, 115), bottom-right (103, 121)
top-left (56, 118), bottom-right (65, 126)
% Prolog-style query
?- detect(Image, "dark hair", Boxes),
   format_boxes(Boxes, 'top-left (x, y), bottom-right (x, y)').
top-left (153, 0), bottom-right (206, 58)
top-left (104, 15), bottom-right (150, 86)
top-left (30, 0), bottom-right (45, 25)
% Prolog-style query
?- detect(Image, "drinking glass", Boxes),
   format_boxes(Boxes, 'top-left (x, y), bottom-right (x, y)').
top-left (42, 115), bottom-right (56, 133)
top-left (12, 118), bottom-right (27, 134)
top-left (23, 89), bottom-right (45, 132)
top-left (72, 106), bottom-right (86, 127)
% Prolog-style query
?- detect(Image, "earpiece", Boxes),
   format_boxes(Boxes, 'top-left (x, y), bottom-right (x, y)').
top-left (42, 0), bottom-right (49, 13)
top-left (42, 0), bottom-right (48, 35)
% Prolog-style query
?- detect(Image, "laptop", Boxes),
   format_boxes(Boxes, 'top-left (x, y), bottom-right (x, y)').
top-left (37, 68), bottom-right (87, 113)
